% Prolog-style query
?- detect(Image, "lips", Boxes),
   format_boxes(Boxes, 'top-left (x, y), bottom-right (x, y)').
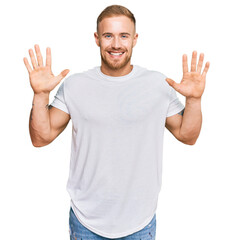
top-left (109, 52), bottom-right (124, 55)
top-left (108, 51), bottom-right (125, 57)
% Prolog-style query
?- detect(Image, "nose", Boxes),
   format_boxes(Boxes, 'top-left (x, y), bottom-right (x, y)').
top-left (111, 36), bottom-right (121, 49)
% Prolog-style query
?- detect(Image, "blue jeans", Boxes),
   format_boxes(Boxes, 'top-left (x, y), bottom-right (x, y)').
top-left (69, 207), bottom-right (156, 240)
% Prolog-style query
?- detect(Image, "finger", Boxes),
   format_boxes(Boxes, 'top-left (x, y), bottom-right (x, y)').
top-left (182, 54), bottom-right (188, 74)
top-left (55, 69), bottom-right (70, 84)
top-left (46, 47), bottom-right (51, 68)
top-left (202, 62), bottom-right (210, 78)
top-left (60, 69), bottom-right (70, 77)
top-left (23, 57), bottom-right (32, 73)
top-left (197, 53), bottom-right (204, 73)
top-left (34, 44), bottom-right (43, 66)
top-left (28, 48), bottom-right (38, 69)
top-left (191, 51), bottom-right (197, 72)
top-left (166, 78), bottom-right (181, 92)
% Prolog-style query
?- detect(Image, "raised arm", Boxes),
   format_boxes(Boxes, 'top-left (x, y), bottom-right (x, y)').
top-left (24, 44), bottom-right (70, 147)
top-left (165, 51), bottom-right (210, 145)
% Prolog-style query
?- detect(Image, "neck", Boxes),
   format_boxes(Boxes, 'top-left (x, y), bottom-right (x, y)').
top-left (100, 63), bottom-right (133, 77)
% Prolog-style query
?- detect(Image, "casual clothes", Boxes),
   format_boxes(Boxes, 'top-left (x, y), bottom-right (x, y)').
top-left (51, 65), bottom-right (184, 238)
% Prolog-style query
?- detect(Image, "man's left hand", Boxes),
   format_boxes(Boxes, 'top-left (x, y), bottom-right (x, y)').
top-left (166, 51), bottom-right (210, 99)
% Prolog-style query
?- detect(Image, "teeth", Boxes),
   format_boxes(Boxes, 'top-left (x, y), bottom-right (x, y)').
top-left (110, 52), bottom-right (124, 56)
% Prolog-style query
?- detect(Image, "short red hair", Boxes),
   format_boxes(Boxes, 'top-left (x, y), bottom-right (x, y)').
top-left (97, 5), bottom-right (136, 33)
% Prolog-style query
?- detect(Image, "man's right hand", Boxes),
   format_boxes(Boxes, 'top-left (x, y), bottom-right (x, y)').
top-left (24, 44), bottom-right (70, 147)
top-left (23, 44), bottom-right (69, 94)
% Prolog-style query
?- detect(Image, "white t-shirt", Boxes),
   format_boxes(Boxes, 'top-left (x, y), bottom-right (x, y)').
top-left (51, 65), bottom-right (184, 238)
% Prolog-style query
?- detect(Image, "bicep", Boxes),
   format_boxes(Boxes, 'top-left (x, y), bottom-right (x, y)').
top-left (49, 106), bottom-right (70, 141)
top-left (165, 109), bottom-right (184, 141)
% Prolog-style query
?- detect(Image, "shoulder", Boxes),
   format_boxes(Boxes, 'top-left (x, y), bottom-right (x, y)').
top-left (136, 65), bottom-right (169, 87)
top-left (136, 65), bottom-right (165, 78)
top-left (63, 67), bottom-right (97, 87)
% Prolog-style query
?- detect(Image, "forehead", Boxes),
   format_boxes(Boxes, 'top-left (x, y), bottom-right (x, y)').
top-left (98, 16), bottom-right (135, 34)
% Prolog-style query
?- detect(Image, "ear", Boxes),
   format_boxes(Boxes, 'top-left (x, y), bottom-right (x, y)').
top-left (94, 32), bottom-right (100, 47)
top-left (133, 33), bottom-right (138, 48)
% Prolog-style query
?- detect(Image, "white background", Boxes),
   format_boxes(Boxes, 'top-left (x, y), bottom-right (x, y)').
top-left (0, 0), bottom-right (232, 239)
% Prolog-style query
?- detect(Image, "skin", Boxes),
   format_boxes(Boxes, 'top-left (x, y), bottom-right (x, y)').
top-left (24, 45), bottom-right (70, 146)
top-left (23, 16), bottom-right (209, 147)
top-left (165, 51), bottom-right (210, 145)
top-left (94, 16), bottom-right (138, 76)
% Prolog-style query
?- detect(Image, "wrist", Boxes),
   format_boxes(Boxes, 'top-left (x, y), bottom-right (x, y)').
top-left (33, 92), bottom-right (50, 106)
top-left (186, 97), bottom-right (202, 105)
top-left (33, 91), bottom-right (50, 97)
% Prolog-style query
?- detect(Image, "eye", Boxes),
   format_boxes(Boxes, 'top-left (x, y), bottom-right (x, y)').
top-left (105, 35), bottom-right (111, 38)
top-left (121, 34), bottom-right (129, 39)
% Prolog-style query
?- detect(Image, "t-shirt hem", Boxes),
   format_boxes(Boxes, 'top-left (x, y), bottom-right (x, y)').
top-left (71, 203), bottom-right (156, 239)
top-left (166, 105), bottom-right (185, 117)
top-left (50, 102), bottom-right (69, 115)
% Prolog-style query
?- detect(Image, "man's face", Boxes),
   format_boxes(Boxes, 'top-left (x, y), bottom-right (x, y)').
top-left (94, 16), bottom-right (138, 72)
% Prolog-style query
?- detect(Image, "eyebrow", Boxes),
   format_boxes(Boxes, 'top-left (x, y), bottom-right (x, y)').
top-left (102, 32), bottom-right (131, 36)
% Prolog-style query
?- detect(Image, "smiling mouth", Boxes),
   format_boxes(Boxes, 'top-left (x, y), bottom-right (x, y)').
top-left (108, 51), bottom-right (125, 56)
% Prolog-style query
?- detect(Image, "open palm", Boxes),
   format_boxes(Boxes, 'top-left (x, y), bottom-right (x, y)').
top-left (166, 51), bottom-right (210, 99)
top-left (23, 44), bottom-right (69, 94)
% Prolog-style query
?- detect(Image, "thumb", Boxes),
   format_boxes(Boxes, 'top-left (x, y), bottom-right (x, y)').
top-left (55, 69), bottom-right (70, 84)
top-left (166, 78), bottom-right (180, 92)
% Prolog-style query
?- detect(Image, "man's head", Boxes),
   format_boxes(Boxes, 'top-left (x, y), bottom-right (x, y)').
top-left (96, 5), bottom-right (136, 34)
top-left (94, 5), bottom-right (138, 75)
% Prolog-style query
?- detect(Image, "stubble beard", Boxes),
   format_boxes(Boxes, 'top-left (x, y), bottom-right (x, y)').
top-left (100, 48), bottom-right (132, 71)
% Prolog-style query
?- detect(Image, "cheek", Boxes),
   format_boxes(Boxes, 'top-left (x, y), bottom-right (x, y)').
top-left (125, 42), bottom-right (133, 51)
top-left (125, 39), bottom-right (134, 47)
top-left (100, 41), bottom-right (110, 51)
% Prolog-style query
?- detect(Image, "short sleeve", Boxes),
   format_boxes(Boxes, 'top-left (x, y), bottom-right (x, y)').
top-left (50, 82), bottom-right (70, 114)
top-left (166, 87), bottom-right (185, 117)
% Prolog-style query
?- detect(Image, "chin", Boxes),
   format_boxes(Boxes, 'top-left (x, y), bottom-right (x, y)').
top-left (101, 54), bottom-right (131, 71)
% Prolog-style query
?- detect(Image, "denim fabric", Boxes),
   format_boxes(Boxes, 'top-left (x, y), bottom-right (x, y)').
top-left (69, 207), bottom-right (156, 240)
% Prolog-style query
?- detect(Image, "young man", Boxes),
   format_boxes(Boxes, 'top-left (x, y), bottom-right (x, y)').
top-left (23, 5), bottom-right (210, 240)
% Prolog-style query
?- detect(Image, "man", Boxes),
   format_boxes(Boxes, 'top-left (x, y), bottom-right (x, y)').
top-left (23, 4), bottom-right (210, 240)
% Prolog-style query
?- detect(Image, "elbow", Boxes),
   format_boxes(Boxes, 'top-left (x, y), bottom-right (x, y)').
top-left (31, 141), bottom-right (48, 148)
top-left (179, 138), bottom-right (196, 145)
top-left (30, 136), bottom-right (51, 148)
top-left (179, 134), bottom-right (197, 145)
top-left (29, 129), bottom-right (52, 147)
top-left (183, 140), bottom-right (196, 145)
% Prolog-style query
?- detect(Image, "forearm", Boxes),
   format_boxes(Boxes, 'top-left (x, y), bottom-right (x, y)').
top-left (29, 93), bottom-right (52, 147)
top-left (180, 97), bottom-right (202, 144)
